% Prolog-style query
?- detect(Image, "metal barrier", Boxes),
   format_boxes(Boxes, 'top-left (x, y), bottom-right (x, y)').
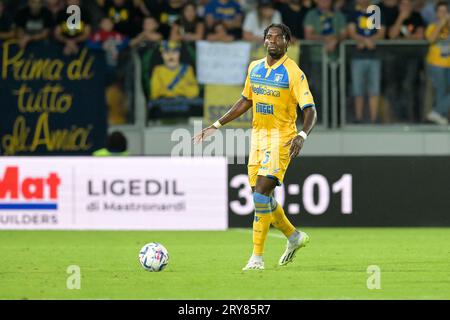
top-left (338, 40), bottom-right (448, 130)
top-left (110, 40), bottom-right (450, 155)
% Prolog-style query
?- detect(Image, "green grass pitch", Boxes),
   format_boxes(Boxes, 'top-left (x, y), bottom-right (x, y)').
top-left (0, 228), bottom-right (449, 299)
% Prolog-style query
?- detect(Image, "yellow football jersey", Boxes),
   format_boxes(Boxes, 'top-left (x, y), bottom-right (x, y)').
top-left (242, 54), bottom-right (315, 147)
top-left (242, 54), bottom-right (315, 186)
top-left (425, 23), bottom-right (450, 68)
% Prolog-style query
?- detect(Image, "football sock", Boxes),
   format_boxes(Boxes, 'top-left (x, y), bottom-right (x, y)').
top-left (252, 192), bottom-right (272, 256)
top-left (270, 197), bottom-right (297, 238)
top-left (250, 254), bottom-right (263, 263)
top-left (288, 230), bottom-right (301, 244)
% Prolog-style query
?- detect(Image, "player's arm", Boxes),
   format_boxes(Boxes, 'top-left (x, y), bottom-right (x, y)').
top-left (285, 69), bottom-right (317, 158)
top-left (286, 106), bottom-right (317, 158)
top-left (192, 97), bottom-right (252, 144)
top-left (214, 97), bottom-right (252, 127)
top-left (300, 106), bottom-right (317, 137)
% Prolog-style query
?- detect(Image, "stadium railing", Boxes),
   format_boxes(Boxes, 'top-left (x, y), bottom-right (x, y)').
top-left (338, 40), bottom-right (449, 131)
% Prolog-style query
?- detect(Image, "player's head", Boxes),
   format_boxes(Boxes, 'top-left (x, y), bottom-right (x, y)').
top-left (263, 23), bottom-right (292, 59)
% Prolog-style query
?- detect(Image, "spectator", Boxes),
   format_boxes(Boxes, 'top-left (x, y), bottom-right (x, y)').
top-left (303, 0), bottom-right (346, 111)
top-left (14, 0), bottom-right (54, 49)
top-left (130, 16), bottom-right (163, 47)
top-left (88, 16), bottom-right (131, 124)
top-left (97, 0), bottom-right (145, 37)
top-left (275, 0), bottom-right (310, 41)
top-left (389, 0), bottom-right (425, 39)
top-left (416, 0), bottom-right (439, 25)
top-left (45, 0), bottom-right (64, 21)
top-left (0, 0), bottom-right (15, 41)
top-left (205, 0), bottom-right (243, 39)
top-left (347, 0), bottom-right (386, 123)
top-left (238, 0), bottom-right (258, 13)
top-left (88, 16), bottom-right (129, 69)
top-left (243, 0), bottom-right (282, 42)
top-left (424, 1), bottom-right (450, 125)
top-left (304, 0), bottom-right (347, 56)
top-left (379, 0), bottom-right (400, 34)
top-left (170, 1), bottom-right (205, 42)
top-left (206, 20), bottom-right (235, 41)
top-left (54, 0), bottom-right (92, 55)
top-left (93, 131), bottom-right (129, 156)
top-left (384, 0), bottom-right (425, 122)
top-left (154, 0), bottom-right (186, 39)
top-left (150, 41), bottom-right (199, 100)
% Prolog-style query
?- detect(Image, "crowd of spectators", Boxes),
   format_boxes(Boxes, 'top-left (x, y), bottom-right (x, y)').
top-left (0, 0), bottom-right (449, 124)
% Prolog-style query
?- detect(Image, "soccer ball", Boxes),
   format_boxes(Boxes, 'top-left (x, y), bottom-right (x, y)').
top-left (138, 242), bottom-right (169, 272)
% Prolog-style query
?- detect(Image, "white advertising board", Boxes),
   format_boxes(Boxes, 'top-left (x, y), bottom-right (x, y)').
top-left (0, 157), bottom-right (227, 230)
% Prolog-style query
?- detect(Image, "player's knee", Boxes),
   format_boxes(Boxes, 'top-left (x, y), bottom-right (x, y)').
top-left (253, 192), bottom-right (270, 205)
top-left (254, 186), bottom-right (272, 196)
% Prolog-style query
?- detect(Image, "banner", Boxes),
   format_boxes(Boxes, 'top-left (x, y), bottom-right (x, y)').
top-left (204, 84), bottom-right (252, 128)
top-left (228, 157), bottom-right (450, 227)
top-left (0, 40), bottom-right (107, 155)
top-left (196, 41), bottom-right (251, 85)
top-left (0, 157), bottom-right (228, 230)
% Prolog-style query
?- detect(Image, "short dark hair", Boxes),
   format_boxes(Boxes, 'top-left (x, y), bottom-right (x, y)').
top-left (436, 0), bottom-right (449, 11)
top-left (263, 23), bottom-right (292, 44)
top-left (107, 131), bottom-right (127, 153)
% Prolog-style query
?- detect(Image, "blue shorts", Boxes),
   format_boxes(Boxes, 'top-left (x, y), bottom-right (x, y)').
top-left (351, 59), bottom-right (381, 96)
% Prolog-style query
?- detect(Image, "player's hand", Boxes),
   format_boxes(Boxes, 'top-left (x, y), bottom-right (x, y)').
top-left (192, 126), bottom-right (217, 144)
top-left (284, 136), bottom-right (305, 159)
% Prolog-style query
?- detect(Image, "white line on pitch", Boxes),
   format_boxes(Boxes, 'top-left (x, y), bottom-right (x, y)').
top-left (231, 228), bottom-right (286, 239)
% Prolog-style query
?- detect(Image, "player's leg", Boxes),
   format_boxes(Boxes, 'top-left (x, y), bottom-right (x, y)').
top-left (270, 195), bottom-right (296, 238)
top-left (242, 176), bottom-right (277, 270)
top-left (352, 59), bottom-right (365, 123)
top-left (267, 152), bottom-right (309, 266)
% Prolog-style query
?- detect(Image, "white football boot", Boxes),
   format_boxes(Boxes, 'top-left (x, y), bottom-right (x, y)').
top-left (242, 257), bottom-right (265, 271)
top-left (278, 231), bottom-right (310, 266)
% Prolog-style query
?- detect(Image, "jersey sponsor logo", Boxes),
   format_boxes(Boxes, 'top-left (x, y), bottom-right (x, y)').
top-left (256, 103), bottom-right (274, 115)
top-left (251, 85), bottom-right (280, 97)
top-left (0, 166), bottom-right (61, 210)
